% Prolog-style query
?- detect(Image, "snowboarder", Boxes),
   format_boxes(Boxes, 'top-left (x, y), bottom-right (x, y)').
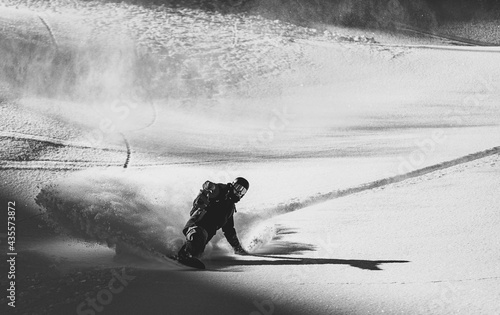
top-left (177, 177), bottom-right (250, 264)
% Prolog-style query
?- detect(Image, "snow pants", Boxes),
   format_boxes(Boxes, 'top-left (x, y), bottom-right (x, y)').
top-left (182, 226), bottom-right (209, 257)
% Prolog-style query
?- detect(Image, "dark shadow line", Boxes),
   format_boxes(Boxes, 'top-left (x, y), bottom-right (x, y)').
top-left (211, 255), bottom-right (410, 271)
top-left (120, 132), bottom-right (131, 168)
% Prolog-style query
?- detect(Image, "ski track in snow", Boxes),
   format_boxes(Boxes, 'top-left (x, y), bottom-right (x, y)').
top-left (36, 13), bottom-right (58, 49)
top-left (257, 146), bottom-right (500, 215)
top-left (0, 130), bottom-right (126, 152)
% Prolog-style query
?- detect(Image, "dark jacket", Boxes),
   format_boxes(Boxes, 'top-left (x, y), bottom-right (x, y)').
top-left (183, 182), bottom-right (240, 247)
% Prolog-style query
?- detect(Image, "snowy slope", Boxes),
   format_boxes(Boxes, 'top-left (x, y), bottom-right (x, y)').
top-left (1, 1), bottom-right (500, 315)
top-left (28, 152), bottom-right (499, 315)
top-left (238, 154), bottom-right (500, 314)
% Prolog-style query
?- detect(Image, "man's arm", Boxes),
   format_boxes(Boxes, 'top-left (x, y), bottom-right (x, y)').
top-left (190, 181), bottom-right (220, 215)
top-left (222, 216), bottom-right (248, 255)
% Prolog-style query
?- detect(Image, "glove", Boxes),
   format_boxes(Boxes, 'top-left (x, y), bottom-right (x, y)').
top-left (233, 244), bottom-right (249, 255)
top-left (202, 181), bottom-right (219, 198)
top-left (202, 180), bottom-right (216, 192)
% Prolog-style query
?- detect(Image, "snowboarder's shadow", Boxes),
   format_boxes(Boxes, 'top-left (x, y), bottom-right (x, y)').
top-left (211, 226), bottom-right (409, 270)
top-left (212, 254), bottom-right (409, 271)
top-left (210, 236), bottom-right (408, 271)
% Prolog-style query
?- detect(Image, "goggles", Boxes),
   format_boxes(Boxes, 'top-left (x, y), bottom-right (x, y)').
top-left (232, 183), bottom-right (247, 198)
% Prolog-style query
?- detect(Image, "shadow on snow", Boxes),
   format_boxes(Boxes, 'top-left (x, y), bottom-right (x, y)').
top-left (211, 255), bottom-right (409, 271)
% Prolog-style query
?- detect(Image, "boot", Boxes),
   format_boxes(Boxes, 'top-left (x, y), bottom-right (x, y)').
top-left (177, 244), bottom-right (192, 261)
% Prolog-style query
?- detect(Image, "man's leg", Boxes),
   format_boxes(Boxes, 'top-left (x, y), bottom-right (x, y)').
top-left (179, 226), bottom-right (208, 258)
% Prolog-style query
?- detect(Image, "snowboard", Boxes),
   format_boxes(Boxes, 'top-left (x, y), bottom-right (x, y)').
top-left (169, 255), bottom-right (206, 270)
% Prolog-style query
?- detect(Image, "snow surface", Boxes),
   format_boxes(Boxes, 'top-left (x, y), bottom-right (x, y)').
top-left (1, 1), bottom-right (500, 314)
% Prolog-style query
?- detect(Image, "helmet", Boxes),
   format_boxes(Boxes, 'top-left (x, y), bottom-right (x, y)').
top-left (231, 177), bottom-right (249, 199)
